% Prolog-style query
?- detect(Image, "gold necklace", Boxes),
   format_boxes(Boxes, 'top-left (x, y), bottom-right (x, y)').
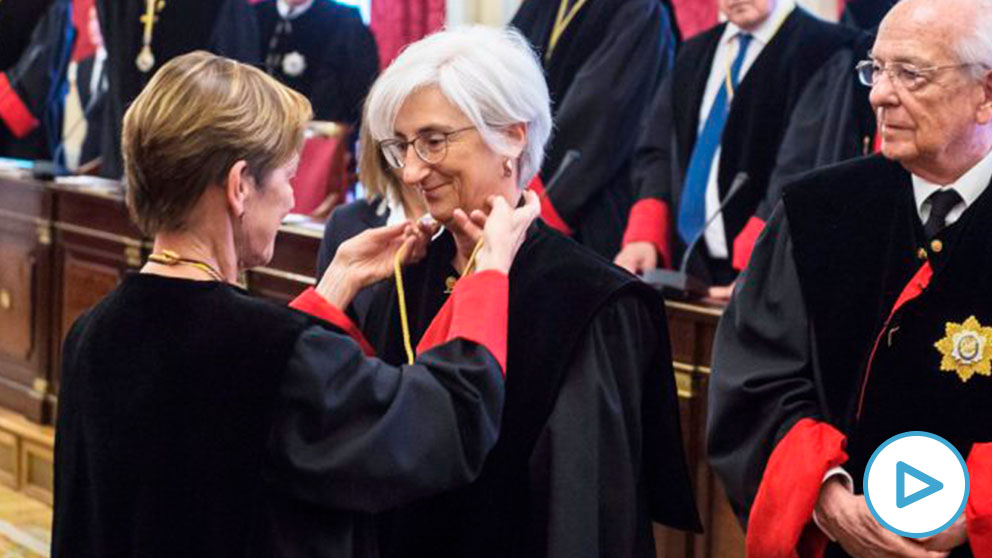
top-left (147, 249), bottom-right (226, 282)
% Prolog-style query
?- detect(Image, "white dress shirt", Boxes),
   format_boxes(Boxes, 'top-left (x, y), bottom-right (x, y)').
top-left (277, 0), bottom-right (316, 19)
top-left (912, 146), bottom-right (992, 227)
top-left (698, 0), bottom-right (796, 259)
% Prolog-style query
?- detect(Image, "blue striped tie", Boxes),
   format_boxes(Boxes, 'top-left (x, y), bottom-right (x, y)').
top-left (677, 33), bottom-right (753, 245)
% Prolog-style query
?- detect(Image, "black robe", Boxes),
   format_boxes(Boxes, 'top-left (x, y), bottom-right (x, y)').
top-left (840, 0), bottom-right (897, 30)
top-left (95, 0), bottom-right (261, 178)
top-left (0, 0), bottom-right (55, 70)
top-left (0, 0), bottom-right (74, 160)
top-left (53, 273), bottom-right (506, 558)
top-left (707, 155), bottom-right (992, 557)
top-left (511, 0), bottom-right (677, 258)
top-left (761, 30), bottom-right (875, 221)
top-left (624, 8), bottom-right (855, 282)
top-left (256, 0), bottom-right (378, 126)
top-left (361, 222), bottom-right (700, 558)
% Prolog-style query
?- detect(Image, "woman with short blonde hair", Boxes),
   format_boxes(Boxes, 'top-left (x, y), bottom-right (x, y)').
top-left (52, 50), bottom-right (540, 558)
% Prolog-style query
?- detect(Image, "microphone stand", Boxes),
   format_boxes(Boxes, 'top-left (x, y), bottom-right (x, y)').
top-left (642, 171), bottom-right (749, 297)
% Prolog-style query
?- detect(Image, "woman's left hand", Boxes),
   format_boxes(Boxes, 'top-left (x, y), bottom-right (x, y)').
top-left (317, 220), bottom-right (436, 308)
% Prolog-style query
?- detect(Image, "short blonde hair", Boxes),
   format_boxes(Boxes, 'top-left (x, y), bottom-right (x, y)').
top-left (123, 51), bottom-right (312, 235)
top-left (364, 26), bottom-right (551, 189)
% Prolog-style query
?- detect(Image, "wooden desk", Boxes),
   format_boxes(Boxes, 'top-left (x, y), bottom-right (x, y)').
top-left (656, 298), bottom-right (744, 558)
top-left (0, 176), bottom-right (746, 557)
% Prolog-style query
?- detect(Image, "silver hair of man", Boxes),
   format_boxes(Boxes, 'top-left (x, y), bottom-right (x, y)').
top-left (943, 0), bottom-right (992, 80)
top-left (364, 25), bottom-right (552, 190)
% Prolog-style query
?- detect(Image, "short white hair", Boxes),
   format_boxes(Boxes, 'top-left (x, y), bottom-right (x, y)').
top-left (949, 0), bottom-right (992, 79)
top-left (364, 25), bottom-right (552, 189)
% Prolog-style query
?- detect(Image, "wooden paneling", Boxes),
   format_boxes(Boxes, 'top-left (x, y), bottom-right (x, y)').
top-left (0, 430), bottom-right (17, 489)
top-left (0, 242), bottom-right (34, 361)
top-left (20, 440), bottom-right (53, 505)
top-left (0, 407), bottom-right (54, 500)
top-left (59, 255), bottom-right (124, 342)
top-left (0, 177), bottom-right (53, 424)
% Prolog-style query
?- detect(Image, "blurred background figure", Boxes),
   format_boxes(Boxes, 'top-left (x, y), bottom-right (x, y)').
top-left (510, 0), bottom-right (679, 258)
top-left (614, 0), bottom-right (856, 298)
top-left (0, 0), bottom-right (55, 70)
top-left (0, 0), bottom-right (104, 169)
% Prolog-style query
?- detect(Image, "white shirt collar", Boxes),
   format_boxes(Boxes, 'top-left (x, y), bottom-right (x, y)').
top-left (912, 148), bottom-right (992, 223)
top-left (722, 0), bottom-right (795, 47)
top-left (277, 0), bottom-right (316, 20)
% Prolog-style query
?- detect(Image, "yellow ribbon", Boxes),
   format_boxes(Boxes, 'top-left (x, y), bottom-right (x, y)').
top-left (546, 0), bottom-right (589, 62)
top-left (393, 236), bottom-right (485, 366)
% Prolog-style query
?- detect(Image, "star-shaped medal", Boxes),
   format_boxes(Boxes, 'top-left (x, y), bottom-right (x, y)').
top-left (934, 315), bottom-right (992, 382)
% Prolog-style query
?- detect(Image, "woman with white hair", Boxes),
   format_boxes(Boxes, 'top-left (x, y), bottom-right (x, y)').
top-left (356, 26), bottom-right (701, 558)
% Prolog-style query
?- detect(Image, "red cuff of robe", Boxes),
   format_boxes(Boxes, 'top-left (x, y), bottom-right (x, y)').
top-left (621, 198), bottom-right (672, 269)
top-left (732, 216), bottom-right (766, 271)
top-left (747, 418), bottom-right (848, 558)
top-left (289, 287), bottom-right (375, 357)
top-left (0, 73), bottom-right (40, 139)
top-left (967, 442), bottom-right (992, 556)
top-left (416, 270), bottom-right (508, 373)
top-left (529, 175), bottom-right (573, 236)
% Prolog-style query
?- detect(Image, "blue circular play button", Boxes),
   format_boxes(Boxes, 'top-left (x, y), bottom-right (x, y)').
top-left (863, 431), bottom-right (970, 537)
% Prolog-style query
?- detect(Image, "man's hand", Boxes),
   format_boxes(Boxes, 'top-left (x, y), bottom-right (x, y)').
top-left (614, 241), bottom-right (658, 274)
top-left (707, 282), bottom-right (736, 300)
top-left (815, 478), bottom-right (949, 557)
top-left (916, 515), bottom-right (967, 552)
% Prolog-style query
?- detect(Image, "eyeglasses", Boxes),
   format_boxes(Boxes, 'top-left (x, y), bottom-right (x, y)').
top-left (379, 126), bottom-right (476, 169)
top-left (855, 59), bottom-right (983, 91)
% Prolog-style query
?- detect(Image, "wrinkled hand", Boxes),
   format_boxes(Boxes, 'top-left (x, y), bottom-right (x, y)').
top-left (815, 479), bottom-right (949, 558)
top-left (457, 190), bottom-right (540, 275)
top-left (614, 241), bottom-right (658, 274)
top-left (317, 220), bottom-right (436, 308)
top-left (917, 515), bottom-right (967, 552)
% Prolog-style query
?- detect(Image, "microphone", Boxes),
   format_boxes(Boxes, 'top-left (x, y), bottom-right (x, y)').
top-left (642, 171), bottom-right (750, 297)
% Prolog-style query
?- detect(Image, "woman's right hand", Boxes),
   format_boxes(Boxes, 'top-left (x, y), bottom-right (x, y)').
top-left (462, 190), bottom-right (540, 275)
top-left (317, 220), bottom-right (434, 308)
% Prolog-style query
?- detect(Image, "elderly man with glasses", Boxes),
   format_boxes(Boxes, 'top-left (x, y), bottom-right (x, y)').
top-left (707, 0), bottom-right (992, 556)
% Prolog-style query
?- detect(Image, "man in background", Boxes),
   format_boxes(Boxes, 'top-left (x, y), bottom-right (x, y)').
top-left (614, 0), bottom-right (854, 296)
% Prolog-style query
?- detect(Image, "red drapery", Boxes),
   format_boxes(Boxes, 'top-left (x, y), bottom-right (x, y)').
top-left (370, 0), bottom-right (445, 69)
top-left (670, 0), bottom-right (718, 40)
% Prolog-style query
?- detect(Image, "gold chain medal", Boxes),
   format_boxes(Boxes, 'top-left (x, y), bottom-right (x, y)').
top-left (136, 0), bottom-right (166, 73)
top-left (934, 315), bottom-right (992, 382)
